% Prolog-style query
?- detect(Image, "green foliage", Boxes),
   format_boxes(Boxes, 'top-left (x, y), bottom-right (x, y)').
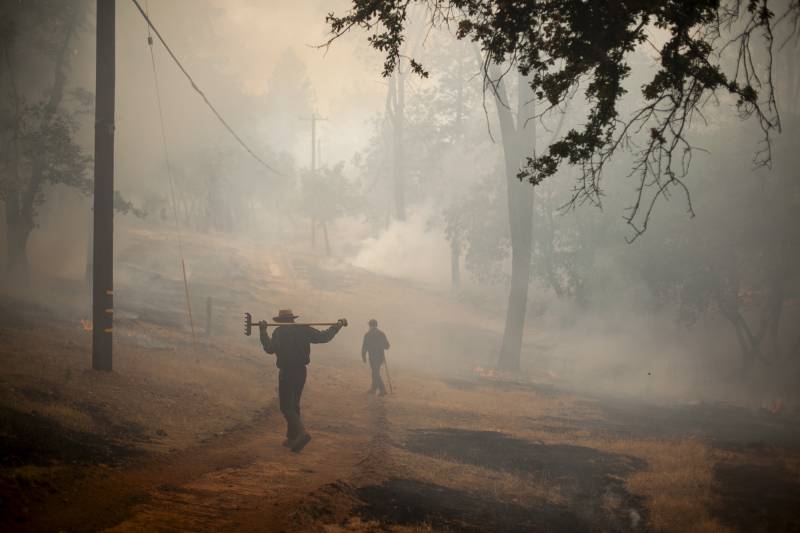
top-left (0, 0), bottom-right (146, 228)
top-left (14, 103), bottom-right (92, 199)
top-left (328, 0), bottom-right (797, 236)
top-left (0, 0), bottom-right (93, 203)
top-left (113, 191), bottom-right (147, 219)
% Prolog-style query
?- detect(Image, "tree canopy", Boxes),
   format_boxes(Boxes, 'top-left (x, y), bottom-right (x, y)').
top-left (327, 0), bottom-right (799, 237)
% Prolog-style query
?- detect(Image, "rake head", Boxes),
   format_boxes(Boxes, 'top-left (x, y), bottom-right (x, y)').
top-left (244, 312), bottom-right (253, 336)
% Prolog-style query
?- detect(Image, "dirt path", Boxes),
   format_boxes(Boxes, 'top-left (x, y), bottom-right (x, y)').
top-left (15, 373), bottom-right (385, 532)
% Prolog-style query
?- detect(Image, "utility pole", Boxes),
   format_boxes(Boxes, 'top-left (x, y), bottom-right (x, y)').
top-left (304, 112), bottom-right (326, 250)
top-left (92, 0), bottom-right (115, 372)
top-left (308, 112), bottom-right (327, 173)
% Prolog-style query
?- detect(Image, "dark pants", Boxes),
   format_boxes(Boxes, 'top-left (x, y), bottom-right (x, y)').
top-left (369, 356), bottom-right (386, 394)
top-left (279, 366), bottom-right (307, 440)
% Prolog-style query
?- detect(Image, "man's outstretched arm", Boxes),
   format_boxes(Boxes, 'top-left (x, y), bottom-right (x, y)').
top-left (308, 324), bottom-right (341, 344)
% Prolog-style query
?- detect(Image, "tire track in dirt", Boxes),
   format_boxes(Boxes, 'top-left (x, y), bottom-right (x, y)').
top-left (353, 395), bottom-right (392, 484)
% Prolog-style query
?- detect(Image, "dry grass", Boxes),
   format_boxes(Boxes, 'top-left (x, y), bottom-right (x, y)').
top-left (379, 370), bottom-right (742, 532)
top-left (611, 438), bottom-right (724, 532)
top-left (0, 323), bottom-right (274, 454)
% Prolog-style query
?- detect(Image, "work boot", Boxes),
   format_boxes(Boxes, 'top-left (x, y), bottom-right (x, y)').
top-left (291, 433), bottom-right (312, 453)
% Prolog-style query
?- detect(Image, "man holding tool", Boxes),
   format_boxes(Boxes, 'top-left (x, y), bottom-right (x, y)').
top-left (362, 318), bottom-right (391, 396)
top-left (245, 309), bottom-right (346, 452)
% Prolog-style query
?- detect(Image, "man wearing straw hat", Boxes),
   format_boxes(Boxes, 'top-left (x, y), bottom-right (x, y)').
top-left (260, 308), bottom-right (342, 452)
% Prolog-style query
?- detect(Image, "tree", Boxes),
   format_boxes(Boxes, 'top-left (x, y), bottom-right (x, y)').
top-left (444, 167), bottom-right (508, 285)
top-left (410, 35), bottom-right (486, 288)
top-left (489, 71), bottom-right (537, 371)
top-left (0, 0), bottom-right (92, 280)
top-left (639, 104), bottom-right (800, 376)
top-left (326, 0), bottom-right (798, 238)
top-left (299, 162), bottom-right (360, 256)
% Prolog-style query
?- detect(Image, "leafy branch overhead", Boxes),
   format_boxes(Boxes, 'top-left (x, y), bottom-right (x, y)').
top-left (327, 0), bottom-right (798, 237)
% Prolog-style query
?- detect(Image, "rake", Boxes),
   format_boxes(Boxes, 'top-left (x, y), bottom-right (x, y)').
top-left (243, 312), bottom-right (348, 336)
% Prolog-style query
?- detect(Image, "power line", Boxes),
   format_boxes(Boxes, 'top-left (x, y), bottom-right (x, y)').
top-left (143, 0), bottom-right (197, 354)
top-left (130, 0), bottom-right (283, 175)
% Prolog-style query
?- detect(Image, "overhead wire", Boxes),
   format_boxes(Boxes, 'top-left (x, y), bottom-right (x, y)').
top-left (130, 0), bottom-right (283, 175)
top-left (143, 0), bottom-right (197, 355)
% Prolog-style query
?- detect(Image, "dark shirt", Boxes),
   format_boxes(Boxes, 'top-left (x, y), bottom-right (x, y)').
top-left (362, 328), bottom-right (390, 360)
top-left (261, 324), bottom-right (339, 370)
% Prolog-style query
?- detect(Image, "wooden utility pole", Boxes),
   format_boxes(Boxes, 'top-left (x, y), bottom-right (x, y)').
top-left (92, 0), bottom-right (115, 371)
top-left (305, 113), bottom-right (326, 250)
top-left (308, 113), bottom-right (327, 173)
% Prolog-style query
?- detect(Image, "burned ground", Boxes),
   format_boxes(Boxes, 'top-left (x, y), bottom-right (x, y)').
top-left (712, 462), bottom-right (800, 533)
top-left (357, 478), bottom-right (588, 532)
top-left (0, 406), bottom-right (142, 468)
top-left (404, 428), bottom-right (646, 531)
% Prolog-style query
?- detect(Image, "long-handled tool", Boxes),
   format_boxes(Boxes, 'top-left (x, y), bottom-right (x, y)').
top-left (383, 356), bottom-right (394, 394)
top-left (244, 312), bottom-right (348, 336)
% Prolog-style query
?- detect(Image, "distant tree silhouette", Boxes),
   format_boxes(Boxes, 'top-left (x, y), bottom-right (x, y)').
top-left (0, 1), bottom-right (92, 280)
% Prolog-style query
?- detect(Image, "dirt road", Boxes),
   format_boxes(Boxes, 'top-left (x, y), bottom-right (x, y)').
top-left (21, 386), bottom-right (381, 532)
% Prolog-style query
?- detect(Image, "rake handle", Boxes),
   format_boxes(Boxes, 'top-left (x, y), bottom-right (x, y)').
top-left (244, 312), bottom-right (347, 336)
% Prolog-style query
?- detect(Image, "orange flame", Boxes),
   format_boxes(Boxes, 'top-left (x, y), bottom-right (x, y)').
top-left (766, 399), bottom-right (784, 415)
top-left (472, 365), bottom-right (499, 379)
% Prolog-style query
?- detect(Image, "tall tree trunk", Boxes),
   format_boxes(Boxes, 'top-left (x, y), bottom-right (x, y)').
top-left (494, 72), bottom-right (536, 372)
top-left (5, 192), bottom-right (30, 280)
top-left (392, 68), bottom-right (406, 221)
top-left (3, 41), bottom-right (27, 279)
top-left (450, 49), bottom-right (465, 290)
top-left (450, 237), bottom-right (461, 290)
top-left (322, 221), bottom-right (330, 256)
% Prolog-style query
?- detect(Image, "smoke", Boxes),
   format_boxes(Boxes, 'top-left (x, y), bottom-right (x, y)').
top-left (350, 208), bottom-right (451, 286)
top-left (2, 0), bottom-right (798, 414)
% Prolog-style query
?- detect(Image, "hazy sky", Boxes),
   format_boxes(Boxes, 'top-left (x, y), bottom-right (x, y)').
top-left (114, 0), bottom-right (389, 168)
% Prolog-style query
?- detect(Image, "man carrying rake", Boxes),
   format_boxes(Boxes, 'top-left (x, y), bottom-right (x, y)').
top-left (259, 309), bottom-right (343, 452)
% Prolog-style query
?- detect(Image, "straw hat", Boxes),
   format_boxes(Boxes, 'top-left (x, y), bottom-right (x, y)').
top-left (273, 309), bottom-right (299, 322)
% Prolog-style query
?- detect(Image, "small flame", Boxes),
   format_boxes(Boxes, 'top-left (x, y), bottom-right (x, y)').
top-left (472, 365), bottom-right (499, 379)
top-left (80, 319), bottom-right (92, 332)
top-left (765, 399), bottom-right (784, 415)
